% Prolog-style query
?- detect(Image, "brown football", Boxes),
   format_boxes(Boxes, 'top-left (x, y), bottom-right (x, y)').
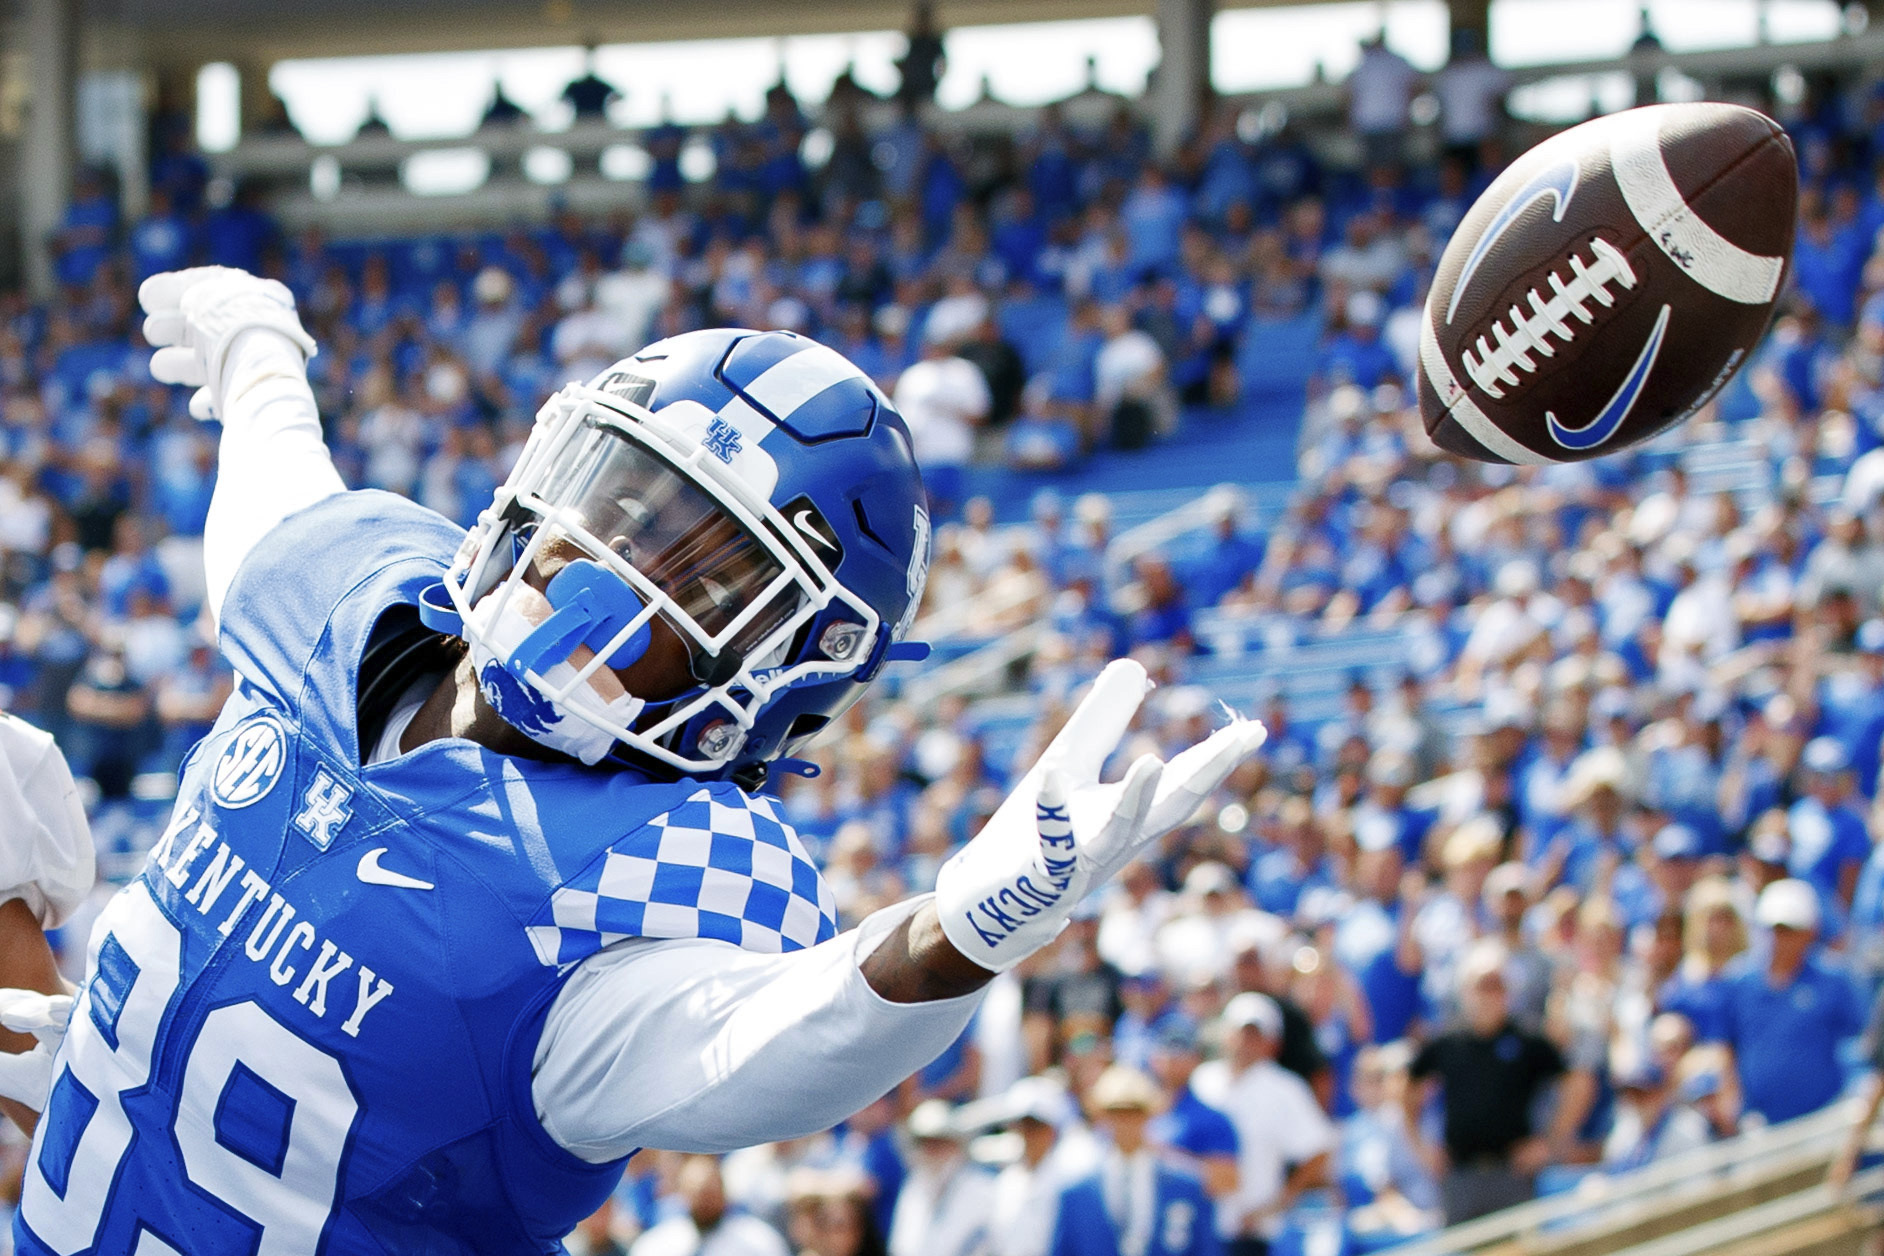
top-left (1418, 102), bottom-right (1797, 464)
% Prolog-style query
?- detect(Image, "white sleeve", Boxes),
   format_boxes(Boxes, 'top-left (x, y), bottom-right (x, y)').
top-left (532, 895), bottom-right (984, 1161)
top-left (0, 712), bottom-right (95, 927)
top-left (202, 329), bottom-right (348, 629)
top-left (1277, 1074), bottom-right (1336, 1163)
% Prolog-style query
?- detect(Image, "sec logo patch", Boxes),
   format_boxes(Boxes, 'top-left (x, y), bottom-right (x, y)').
top-left (212, 715), bottom-right (288, 809)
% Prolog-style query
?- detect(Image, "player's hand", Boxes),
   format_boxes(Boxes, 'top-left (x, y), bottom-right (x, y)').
top-left (934, 659), bottom-right (1266, 972)
top-left (139, 266), bottom-right (317, 422)
top-left (0, 989), bottom-right (73, 1112)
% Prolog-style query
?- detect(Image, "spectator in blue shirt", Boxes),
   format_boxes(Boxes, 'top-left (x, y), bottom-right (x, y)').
top-left (1658, 876), bottom-right (1748, 1046)
top-left (1179, 500), bottom-right (1265, 610)
top-left (1719, 879), bottom-right (1865, 1126)
top-left (128, 190), bottom-right (192, 283)
top-left (1051, 1067), bottom-right (1219, 1256)
top-left (1786, 737), bottom-right (1871, 917)
top-left (1314, 290), bottom-right (1398, 391)
top-left (55, 169), bottom-right (117, 288)
top-left (1147, 1018), bottom-right (1240, 1202)
top-left (1338, 1043), bottom-right (1440, 1240)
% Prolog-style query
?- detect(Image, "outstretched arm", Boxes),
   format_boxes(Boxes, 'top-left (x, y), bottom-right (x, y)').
top-left (139, 268), bottom-right (345, 629)
top-left (533, 660), bottom-right (1267, 1160)
top-left (534, 897), bottom-right (986, 1159)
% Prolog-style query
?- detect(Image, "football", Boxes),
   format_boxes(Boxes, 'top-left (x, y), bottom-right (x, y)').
top-left (1418, 102), bottom-right (1798, 464)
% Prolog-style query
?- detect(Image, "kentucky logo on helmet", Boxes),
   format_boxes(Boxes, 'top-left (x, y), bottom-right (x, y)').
top-left (212, 715), bottom-right (288, 809)
top-left (703, 417), bottom-right (743, 464)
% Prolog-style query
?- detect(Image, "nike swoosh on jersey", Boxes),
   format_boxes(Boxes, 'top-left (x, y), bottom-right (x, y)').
top-left (357, 847), bottom-right (435, 891)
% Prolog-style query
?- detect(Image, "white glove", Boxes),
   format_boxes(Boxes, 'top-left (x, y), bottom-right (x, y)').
top-left (139, 266), bottom-right (317, 422)
top-left (0, 989), bottom-right (73, 1112)
top-left (935, 659), bottom-right (1267, 972)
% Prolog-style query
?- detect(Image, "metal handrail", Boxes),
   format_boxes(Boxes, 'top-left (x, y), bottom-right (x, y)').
top-left (899, 624), bottom-right (1043, 710)
top-left (1607, 1165), bottom-right (1884, 1256)
top-left (1387, 1102), bottom-right (1860, 1256)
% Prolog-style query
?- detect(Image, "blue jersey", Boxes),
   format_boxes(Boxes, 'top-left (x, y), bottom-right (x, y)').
top-left (16, 492), bottom-right (837, 1256)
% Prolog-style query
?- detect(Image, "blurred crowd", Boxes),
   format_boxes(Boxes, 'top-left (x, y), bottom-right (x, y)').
top-left (12, 21), bottom-right (1884, 1256)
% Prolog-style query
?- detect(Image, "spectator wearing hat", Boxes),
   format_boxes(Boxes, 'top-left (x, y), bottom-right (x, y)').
top-left (1718, 879), bottom-right (1865, 1126)
top-left (1410, 818), bottom-right (1507, 1026)
top-left (1658, 877), bottom-right (1748, 1044)
top-left (1406, 942), bottom-right (1581, 1224)
top-left (1538, 747), bottom-right (1631, 895)
top-left (1786, 737), bottom-right (1870, 918)
top-left (1191, 994), bottom-right (1334, 1256)
top-left (984, 1077), bottom-right (1080, 1256)
top-left (1147, 1018), bottom-right (1239, 1200)
top-left (888, 1101), bottom-right (995, 1256)
top-left (631, 1155), bottom-right (789, 1256)
top-left (1052, 1066), bottom-right (1219, 1256)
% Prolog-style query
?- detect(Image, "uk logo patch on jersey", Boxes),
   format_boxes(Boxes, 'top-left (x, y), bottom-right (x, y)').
top-left (294, 769), bottom-right (355, 850)
top-left (211, 715), bottom-right (287, 809)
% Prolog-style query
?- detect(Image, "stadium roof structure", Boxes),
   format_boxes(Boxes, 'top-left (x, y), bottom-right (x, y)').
top-left (91, 0), bottom-right (1302, 63)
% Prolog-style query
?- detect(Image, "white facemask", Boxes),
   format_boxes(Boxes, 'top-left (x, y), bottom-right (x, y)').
top-left (466, 587), bottom-right (647, 767)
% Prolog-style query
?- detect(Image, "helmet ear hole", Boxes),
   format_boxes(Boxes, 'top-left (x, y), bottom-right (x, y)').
top-left (785, 714), bottom-right (828, 743)
top-left (691, 648), bottom-right (743, 687)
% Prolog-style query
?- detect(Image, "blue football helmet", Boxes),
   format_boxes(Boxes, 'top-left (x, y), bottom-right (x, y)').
top-left (424, 328), bottom-right (930, 781)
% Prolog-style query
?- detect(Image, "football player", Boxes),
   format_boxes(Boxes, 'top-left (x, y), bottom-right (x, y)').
top-left (0, 266), bottom-right (1266, 1255)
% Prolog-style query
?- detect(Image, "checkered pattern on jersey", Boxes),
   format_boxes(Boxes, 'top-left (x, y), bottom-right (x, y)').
top-left (528, 788), bottom-right (838, 966)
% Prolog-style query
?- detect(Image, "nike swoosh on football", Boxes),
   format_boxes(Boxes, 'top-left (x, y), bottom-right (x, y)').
top-left (1446, 158), bottom-right (1581, 326)
top-left (357, 847), bottom-right (435, 891)
top-left (793, 509), bottom-right (834, 551)
top-left (1546, 303), bottom-right (1671, 452)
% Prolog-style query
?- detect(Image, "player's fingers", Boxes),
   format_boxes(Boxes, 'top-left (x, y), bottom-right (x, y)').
top-left (142, 310), bottom-right (187, 348)
top-left (0, 1046), bottom-right (51, 1108)
top-left (136, 270), bottom-right (184, 314)
top-left (188, 387), bottom-right (217, 422)
top-left (136, 267), bottom-right (214, 314)
top-left (148, 346), bottom-right (204, 388)
top-left (1040, 659), bottom-right (1151, 786)
top-left (0, 989), bottom-right (67, 1036)
top-left (1144, 718), bottom-right (1267, 837)
top-left (1085, 753), bottom-right (1164, 871)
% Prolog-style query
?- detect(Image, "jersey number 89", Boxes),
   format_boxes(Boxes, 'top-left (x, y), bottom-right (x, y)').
top-left (21, 882), bottom-right (358, 1256)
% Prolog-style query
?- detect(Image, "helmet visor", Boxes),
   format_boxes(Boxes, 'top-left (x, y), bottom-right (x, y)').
top-left (535, 417), bottom-right (798, 664)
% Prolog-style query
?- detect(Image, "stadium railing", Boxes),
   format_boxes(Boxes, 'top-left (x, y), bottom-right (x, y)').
top-left (1387, 1100), bottom-right (1883, 1256)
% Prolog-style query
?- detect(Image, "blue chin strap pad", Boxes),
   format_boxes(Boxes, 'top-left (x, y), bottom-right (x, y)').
top-left (507, 560), bottom-right (653, 679)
